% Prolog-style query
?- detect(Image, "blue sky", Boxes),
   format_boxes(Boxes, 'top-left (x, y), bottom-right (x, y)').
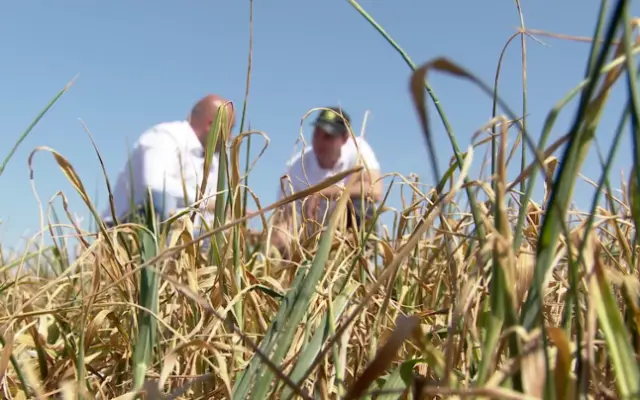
top-left (0, 1), bottom-right (638, 249)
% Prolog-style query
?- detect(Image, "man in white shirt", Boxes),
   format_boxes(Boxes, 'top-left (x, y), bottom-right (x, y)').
top-left (102, 94), bottom-right (235, 227)
top-left (271, 106), bottom-right (383, 258)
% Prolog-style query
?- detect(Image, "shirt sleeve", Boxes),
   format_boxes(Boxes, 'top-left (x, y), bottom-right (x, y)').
top-left (353, 138), bottom-right (381, 171)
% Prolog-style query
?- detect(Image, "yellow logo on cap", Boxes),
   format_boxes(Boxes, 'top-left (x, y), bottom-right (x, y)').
top-left (322, 109), bottom-right (338, 121)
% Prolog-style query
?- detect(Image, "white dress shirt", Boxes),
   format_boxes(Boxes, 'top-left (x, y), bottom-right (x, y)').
top-left (102, 120), bottom-right (219, 224)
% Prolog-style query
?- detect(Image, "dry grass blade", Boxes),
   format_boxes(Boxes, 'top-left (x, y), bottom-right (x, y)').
top-left (291, 141), bottom-right (475, 392)
top-left (589, 243), bottom-right (640, 397)
top-left (520, 27), bottom-right (622, 44)
top-left (145, 265), bottom-right (312, 400)
top-left (3, 2), bottom-right (640, 400)
top-left (0, 331), bottom-right (13, 383)
top-left (26, 145), bottom-right (122, 263)
top-left (421, 386), bottom-right (540, 400)
top-left (141, 165), bottom-right (363, 267)
top-left (344, 315), bottom-right (419, 400)
top-left (547, 327), bottom-right (573, 399)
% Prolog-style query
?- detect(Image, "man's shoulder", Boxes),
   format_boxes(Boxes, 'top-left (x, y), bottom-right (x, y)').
top-left (343, 136), bottom-right (380, 169)
top-left (285, 146), bottom-right (313, 170)
top-left (353, 135), bottom-right (374, 148)
top-left (345, 136), bottom-right (376, 155)
top-left (137, 120), bottom-right (188, 146)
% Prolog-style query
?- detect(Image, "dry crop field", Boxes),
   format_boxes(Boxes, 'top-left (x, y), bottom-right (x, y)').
top-left (2, 1), bottom-right (640, 399)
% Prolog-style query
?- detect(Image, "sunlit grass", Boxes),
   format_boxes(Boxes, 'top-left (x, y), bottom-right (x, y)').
top-left (1, 0), bottom-right (640, 399)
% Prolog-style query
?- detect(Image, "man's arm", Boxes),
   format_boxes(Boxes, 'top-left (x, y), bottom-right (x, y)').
top-left (348, 167), bottom-right (383, 202)
top-left (321, 138), bottom-right (383, 202)
top-left (319, 168), bottom-right (382, 203)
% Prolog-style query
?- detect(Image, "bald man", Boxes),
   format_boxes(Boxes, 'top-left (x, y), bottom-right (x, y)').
top-left (102, 94), bottom-right (235, 227)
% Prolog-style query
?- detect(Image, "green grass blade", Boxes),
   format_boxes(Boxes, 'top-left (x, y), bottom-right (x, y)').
top-left (280, 280), bottom-right (359, 400)
top-left (239, 0), bottom-right (254, 223)
top-left (347, 0), bottom-right (487, 246)
top-left (131, 192), bottom-right (160, 393)
top-left (248, 195), bottom-right (352, 399)
top-left (515, 0), bottom-right (528, 199)
top-left (520, 0), bottom-right (625, 331)
top-left (512, 0), bottom-right (613, 251)
top-left (232, 262), bottom-right (310, 398)
top-left (586, 0), bottom-right (611, 77)
top-left (563, 74), bottom-right (634, 395)
top-left (621, 0), bottom-right (640, 270)
top-left (376, 359), bottom-right (428, 400)
top-left (591, 250), bottom-right (640, 398)
top-left (0, 76), bottom-right (77, 177)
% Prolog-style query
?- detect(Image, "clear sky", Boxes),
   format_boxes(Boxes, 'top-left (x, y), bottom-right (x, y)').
top-left (0, 1), bottom-right (638, 249)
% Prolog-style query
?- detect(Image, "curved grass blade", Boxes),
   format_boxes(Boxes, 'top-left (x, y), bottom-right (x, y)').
top-left (0, 75), bottom-right (78, 177)
top-left (510, 0), bottom-right (611, 251)
top-left (410, 58), bottom-right (525, 388)
top-left (348, 0), bottom-right (487, 246)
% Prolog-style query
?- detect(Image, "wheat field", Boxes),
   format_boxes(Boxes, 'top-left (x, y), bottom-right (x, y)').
top-left (2, 0), bottom-right (640, 399)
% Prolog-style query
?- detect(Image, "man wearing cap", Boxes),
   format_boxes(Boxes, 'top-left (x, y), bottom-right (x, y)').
top-left (270, 106), bottom-right (383, 258)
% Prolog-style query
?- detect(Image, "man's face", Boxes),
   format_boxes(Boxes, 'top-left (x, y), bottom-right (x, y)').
top-left (312, 126), bottom-right (347, 167)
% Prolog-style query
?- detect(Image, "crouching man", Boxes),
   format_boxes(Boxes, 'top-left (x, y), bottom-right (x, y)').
top-left (101, 94), bottom-right (235, 229)
top-left (270, 106), bottom-right (383, 259)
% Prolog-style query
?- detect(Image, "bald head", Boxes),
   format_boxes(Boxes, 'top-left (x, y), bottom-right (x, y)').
top-left (189, 94), bottom-right (236, 148)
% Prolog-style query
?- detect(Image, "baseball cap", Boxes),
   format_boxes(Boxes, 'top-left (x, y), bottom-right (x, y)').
top-left (312, 107), bottom-right (351, 136)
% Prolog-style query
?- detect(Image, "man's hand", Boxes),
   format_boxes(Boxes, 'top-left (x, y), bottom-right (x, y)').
top-left (303, 194), bottom-right (321, 220)
top-left (304, 184), bottom-right (344, 219)
top-left (246, 227), bottom-right (291, 260)
top-left (203, 199), bottom-right (218, 213)
top-left (318, 184), bottom-right (344, 200)
top-left (332, 169), bottom-right (383, 203)
top-left (303, 185), bottom-right (346, 223)
top-left (271, 228), bottom-right (291, 259)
